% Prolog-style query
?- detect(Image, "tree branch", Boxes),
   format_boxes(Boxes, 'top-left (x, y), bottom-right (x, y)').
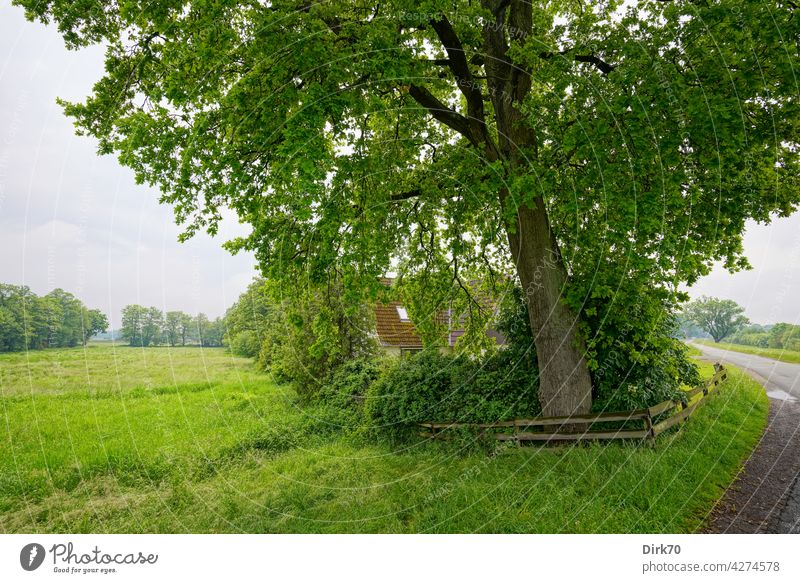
top-left (389, 188), bottom-right (461, 202)
top-left (573, 54), bottom-right (616, 75)
top-left (429, 16), bottom-right (481, 101)
top-left (389, 189), bottom-right (422, 201)
top-left (407, 84), bottom-right (477, 145)
top-left (540, 50), bottom-right (617, 76)
top-left (427, 16), bottom-right (497, 155)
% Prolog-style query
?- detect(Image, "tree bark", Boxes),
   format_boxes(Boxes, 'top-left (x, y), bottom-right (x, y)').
top-left (413, 0), bottom-right (594, 418)
top-left (478, 0), bottom-right (593, 418)
top-left (505, 196), bottom-right (593, 417)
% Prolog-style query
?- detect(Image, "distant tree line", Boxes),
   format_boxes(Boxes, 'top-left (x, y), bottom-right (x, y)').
top-left (120, 305), bottom-right (225, 347)
top-left (0, 284), bottom-right (108, 352)
top-left (727, 323), bottom-right (800, 352)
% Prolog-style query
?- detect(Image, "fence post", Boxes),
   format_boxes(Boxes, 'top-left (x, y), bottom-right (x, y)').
top-left (644, 414), bottom-right (655, 446)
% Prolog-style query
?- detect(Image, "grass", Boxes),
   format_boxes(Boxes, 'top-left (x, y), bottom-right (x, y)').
top-left (694, 339), bottom-right (800, 364)
top-left (0, 345), bottom-right (768, 533)
top-left (684, 344), bottom-right (702, 357)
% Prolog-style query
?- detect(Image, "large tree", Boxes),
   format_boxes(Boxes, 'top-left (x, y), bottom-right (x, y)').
top-left (16, 0), bottom-right (800, 416)
top-left (121, 304), bottom-right (146, 347)
top-left (83, 308), bottom-right (109, 344)
top-left (142, 307), bottom-right (165, 346)
top-left (178, 312), bottom-right (194, 346)
top-left (163, 310), bottom-right (184, 346)
top-left (685, 296), bottom-right (749, 343)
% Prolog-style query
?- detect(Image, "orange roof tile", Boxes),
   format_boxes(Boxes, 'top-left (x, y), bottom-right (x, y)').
top-left (374, 300), bottom-right (424, 348)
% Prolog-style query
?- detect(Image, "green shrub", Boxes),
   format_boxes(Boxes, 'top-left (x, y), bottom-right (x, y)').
top-left (727, 327), bottom-right (770, 348)
top-left (364, 349), bottom-right (539, 440)
top-left (574, 282), bottom-right (699, 412)
top-left (311, 357), bottom-right (383, 433)
top-left (255, 282), bottom-right (378, 399)
top-left (497, 282), bottom-right (698, 415)
top-left (786, 338), bottom-right (800, 352)
top-left (230, 330), bottom-right (261, 357)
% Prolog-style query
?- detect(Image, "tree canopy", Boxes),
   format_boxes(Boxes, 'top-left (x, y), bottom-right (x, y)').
top-left (684, 296), bottom-right (749, 343)
top-left (15, 0), bottom-right (800, 415)
top-left (0, 284), bottom-right (108, 352)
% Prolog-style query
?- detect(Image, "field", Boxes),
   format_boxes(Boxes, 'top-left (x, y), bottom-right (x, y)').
top-left (694, 339), bottom-right (800, 364)
top-left (0, 344), bottom-right (768, 533)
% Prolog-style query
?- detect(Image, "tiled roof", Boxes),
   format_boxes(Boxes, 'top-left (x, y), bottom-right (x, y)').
top-left (373, 278), bottom-right (506, 348)
top-left (374, 300), bottom-right (425, 348)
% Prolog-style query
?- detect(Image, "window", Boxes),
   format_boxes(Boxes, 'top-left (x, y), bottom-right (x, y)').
top-left (396, 306), bottom-right (410, 322)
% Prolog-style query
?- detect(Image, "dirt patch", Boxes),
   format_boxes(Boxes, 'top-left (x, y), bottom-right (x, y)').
top-left (703, 396), bottom-right (800, 533)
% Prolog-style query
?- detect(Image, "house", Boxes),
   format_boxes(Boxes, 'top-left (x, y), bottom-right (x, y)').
top-left (373, 279), bottom-right (506, 356)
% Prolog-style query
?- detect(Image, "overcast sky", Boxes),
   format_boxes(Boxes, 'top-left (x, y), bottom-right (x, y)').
top-left (2, 3), bottom-right (799, 327)
top-left (0, 3), bottom-right (257, 328)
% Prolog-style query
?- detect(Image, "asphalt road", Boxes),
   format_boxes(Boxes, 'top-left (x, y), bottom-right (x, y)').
top-left (691, 341), bottom-right (800, 533)
top-left (690, 342), bottom-right (800, 402)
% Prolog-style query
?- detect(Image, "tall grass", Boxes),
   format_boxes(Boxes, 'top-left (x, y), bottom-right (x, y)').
top-left (0, 345), bottom-right (768, 533)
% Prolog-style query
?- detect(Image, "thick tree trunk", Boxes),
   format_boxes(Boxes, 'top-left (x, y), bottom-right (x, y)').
top-left (506, 197), bottom-right (593, 418)
top-left (475, 0), bottom-right (593, 417)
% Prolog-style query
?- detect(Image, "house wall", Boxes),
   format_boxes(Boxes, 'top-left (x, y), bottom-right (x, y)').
top-left (379, 345), bottom-right (453, 357)
top-left (381, 346), bottom-right (402, 358)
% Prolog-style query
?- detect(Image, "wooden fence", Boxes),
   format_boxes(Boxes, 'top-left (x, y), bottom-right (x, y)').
top-left (418, 363), bottom-right (728, 444)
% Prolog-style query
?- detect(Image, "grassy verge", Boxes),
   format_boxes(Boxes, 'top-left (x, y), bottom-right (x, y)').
top-left (0, 345), bottom-right (768, 533)
top-left (694, 339), bottom-right (800, 364)
top-left (684, 344), bottom-right (702, 357)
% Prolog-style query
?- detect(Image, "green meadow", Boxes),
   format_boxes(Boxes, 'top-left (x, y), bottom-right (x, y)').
top-left (0, 344), bottom-right (768, 533)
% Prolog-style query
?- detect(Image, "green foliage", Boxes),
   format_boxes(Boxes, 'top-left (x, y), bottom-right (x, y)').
top-left (85, 309), bottom-right (109, 340)
top-left (121, 305), bottom-right (163, 347)
top-left (365, 349), bottom-right (540, 441)
top-left (574, 283), bottom-right (700, 413)
top-left (120, 305), bottom-right (225, 347)
top-left (696, 339), bottom-right (800, 365)
top-left (14, 0), bottom-right (800, 413)
top-left (496, 283), bottom-right (697, 414)
top-left (255, 279), bottom-right (378, 398)
top-left (732, 333), bottom-right (770, 348)
top-left (227, 330), bottom-right (257, 358)
top-left (727, 322), bottom-right (800, 351)
top-left (312, 357), bottom-right (384, 434)
top-left (163, 311), bottom-right (183, 346)
top-left (195, 313), bottom-right (226, 347)
top-left (766, 322), bottom-right (800, 350)
top-left (494, 284), bottom-right (538, 373)
top-left (674, 313), bottom-right (711, 340)
top-left (224, 278), bottom-right (270, 348)
top-left (727, 324), bottom-right (772, 348)
top-left (684, 297), bottom-right (749, 343)
top-left (0, 346), bottom-right (769, 533)
top-left (0, 283), bottom-right (107, 352)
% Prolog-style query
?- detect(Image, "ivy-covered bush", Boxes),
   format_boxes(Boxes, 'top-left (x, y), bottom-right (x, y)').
top-left (255, 281), bottom-right (378, 399)
top-left (575, 281), bottom-right (700, 412)
top-left (364, 349), bottom-right (539, 440)
top-left (492, 280), bottom-right (699, 415)
top-left (311, 357), bottom-right (383, 433)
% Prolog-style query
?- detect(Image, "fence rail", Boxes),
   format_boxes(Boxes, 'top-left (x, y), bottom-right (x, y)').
top-left (418, 364), bottom-right (728, 444)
